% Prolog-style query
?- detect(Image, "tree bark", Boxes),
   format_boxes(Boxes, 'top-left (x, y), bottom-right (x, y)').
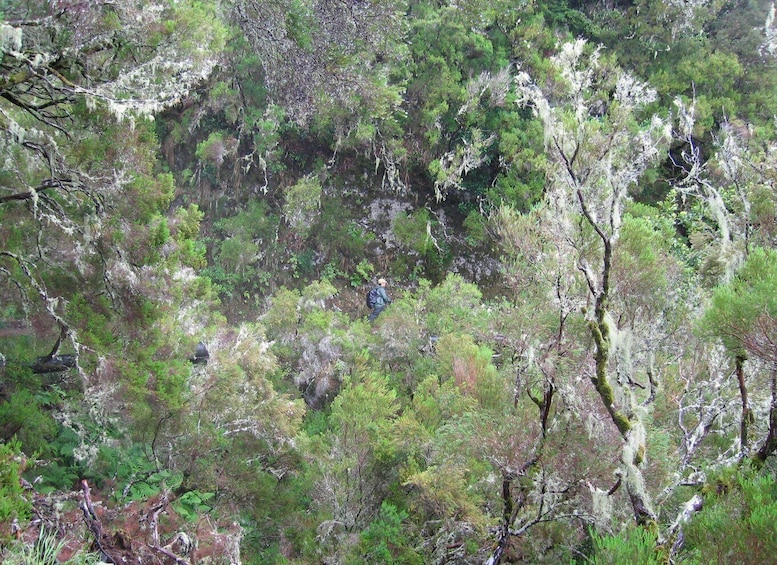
top-left (735, 355), bottom-right (751, 455)
top-left (754, 363), bottom-right (777, 464)
top-left (488, 379), bottom-right (554, 563)
top-left (586, 229), bottom-right (656, 524)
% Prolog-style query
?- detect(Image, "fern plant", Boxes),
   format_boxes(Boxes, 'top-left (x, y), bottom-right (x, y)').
top-left (0, 439), bottom-right (31, 533)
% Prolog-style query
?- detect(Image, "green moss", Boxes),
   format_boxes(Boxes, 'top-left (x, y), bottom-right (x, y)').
top-left (587, 317), bottom-right (631, 434)
top-left (596, 377), bottom-right (615, 407)
top-left (613, 411), bottom-right (632, 435)
top-left (589, 319), bottom-right (610, 356)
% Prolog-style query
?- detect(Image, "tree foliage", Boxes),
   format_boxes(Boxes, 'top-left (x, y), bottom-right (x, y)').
top-left (3, 0), bottom-right (777, 563)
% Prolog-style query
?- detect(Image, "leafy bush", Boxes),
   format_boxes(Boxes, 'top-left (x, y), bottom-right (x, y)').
top-left (207, 200), bottom-right (282, 296)
top-left (263, 287), bottom-right (302, 341)
top-left (283, 174), bottom-right (323, 238)
top-left (352, 501), bottom-right (423, 564)
top-left (678, 471), bottom-right (777, 564)
top-left (0, 366), bottom-right (59, 458)
top-left (393, 209), bottom-right (437, 256)
top-left (392, 210), bottom-right (454, 280)
top-left (66, 293), bottom-right (116, 350)
top-left (351, 259), bottom-right (375, 287)
top-left (312, 199), bottom-right (374, 265)
top-left (421, 273), bottom-right (486, 336)
top-left (0, 439), bottom-right (31, 535)
top-left (291, 248), bottom-right (316, 278)
top-left (433, 333), bottom-right (504, 410)
top-left (462, 209), bottom-right (489, 245)
top-left (196, 131), bottom-right (236, 166)
top-left (127, 171), bottom-right (176, 225)
top-left (587, 527), bottom-right (664, 565)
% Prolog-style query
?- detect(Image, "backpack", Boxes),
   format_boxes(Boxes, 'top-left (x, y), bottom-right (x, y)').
top-left (366, 287), bottom-right (380, 309)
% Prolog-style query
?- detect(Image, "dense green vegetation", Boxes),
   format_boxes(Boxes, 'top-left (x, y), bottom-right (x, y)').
top-left (2, 0), bottom-right (777, 563)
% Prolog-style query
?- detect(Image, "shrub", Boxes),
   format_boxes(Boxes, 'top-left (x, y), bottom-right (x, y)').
top-left (678, 470), bottom-right (777, 564)
top-left (0, 439), bottom-right (31, 537)
top-left (588, 527), bottom-right (664, 565)
top-left (0, 389), bottom-right (58, 457)
top-left (284, 174), bottom-right (323, 238)
top-left (352, 501), bottom-right (423, 565)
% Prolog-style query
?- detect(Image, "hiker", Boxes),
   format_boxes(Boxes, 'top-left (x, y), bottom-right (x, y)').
top-left (367, 278), bottom-right (392, 322)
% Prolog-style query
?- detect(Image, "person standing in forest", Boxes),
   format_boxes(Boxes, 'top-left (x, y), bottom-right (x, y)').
top-left (368, 278), bottom-right (392, 322)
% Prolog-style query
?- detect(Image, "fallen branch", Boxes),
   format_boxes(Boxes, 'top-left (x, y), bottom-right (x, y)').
top-left (80, 479), bottom-right (116, 564)
top-left (149, 493), bottom-right (191, 564)
top-left (150, 544), bottom-right (191, 565)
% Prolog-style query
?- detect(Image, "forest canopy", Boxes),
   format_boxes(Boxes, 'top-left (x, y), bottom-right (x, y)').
top-left (1, 0), bottom-right (777, 563)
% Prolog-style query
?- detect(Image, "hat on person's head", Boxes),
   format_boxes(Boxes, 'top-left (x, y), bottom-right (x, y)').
top-left (378, 278), bottom-right (387, 286)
